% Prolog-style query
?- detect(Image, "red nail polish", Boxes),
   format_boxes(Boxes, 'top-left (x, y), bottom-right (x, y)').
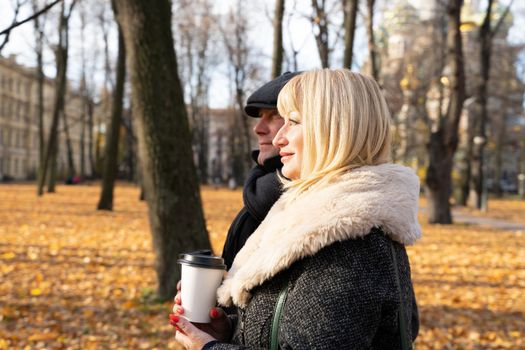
top-left (210, 308), bottom-right (219, 318)
top-left (169, 314), bottom-right (179, 323)
top-left (177, 306), bottom-right (184, 314)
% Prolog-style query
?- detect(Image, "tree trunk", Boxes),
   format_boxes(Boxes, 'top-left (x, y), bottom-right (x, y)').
top-left (271, 0), bottom-right (285, 78)
top-left (425, 131), bottom-right (453, 223)
top-left (458, 111), bottom-right (474, 206)
top-left (98, 15), bottom-right (126, 211)
top-left (79, 9), bottom-right (87, 180)
top-left (124, 112), bottom-right (136, 181)
top-left (470, 0), bottom-right (493, 210)
top-left (80, 99), bottom-right (86, 179)
top-left (343, 0), bottom-right (358, 69)
top-left (366, 0), bottom-right (378, 80)
top-left (37, 2), bottom-right (71, 196)
top-left (62, 111), bottom-right (76, 180)
top-left (197, 106), bottom-right (209, 184)
top-left (32, 0), bottom-right (45, 172)
top-left (424, 0), bottom-right (465, 224)
top-left (114, 0), bottom-right (210, 300)
top-left (87, 99), bottom-right (96, 178)
top-left (493, 113), bottom-right (505, 198)
top-left (235, 88), bottom-right (252, 177)
top-left (311, 0), bottom-right (329, 68)
top-left (519, 137), bottom-right (525, 198)
top-left (47, 132), bottom-right (59, 193)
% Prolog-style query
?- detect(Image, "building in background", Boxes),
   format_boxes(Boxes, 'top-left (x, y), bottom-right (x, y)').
top-left (0, 54), bottom-right (94, 181)
top-left (376, 0), bottom-right (525, 192)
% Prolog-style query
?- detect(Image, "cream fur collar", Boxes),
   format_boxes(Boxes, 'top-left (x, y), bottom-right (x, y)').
top-left (217, 163), bottom-right (422, 308)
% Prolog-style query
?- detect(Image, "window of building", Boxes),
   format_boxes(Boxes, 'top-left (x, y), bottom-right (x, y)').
top-left (25, 82), bottom-right (31, 98)
top-left (4, 157), bottom-right (9, 175)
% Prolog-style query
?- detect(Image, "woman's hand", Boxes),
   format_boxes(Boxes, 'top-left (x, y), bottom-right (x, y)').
top-left (170, 313), bottom-right (217, 350)
top-left (171, 281), bottom-right (232, 348)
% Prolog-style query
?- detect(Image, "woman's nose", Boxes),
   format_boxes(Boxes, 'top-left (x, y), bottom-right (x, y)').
top-left (272, 127), bottom-right (287, 148)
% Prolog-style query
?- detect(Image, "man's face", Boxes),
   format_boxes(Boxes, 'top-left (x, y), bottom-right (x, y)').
top-left (253, 108), bottom-right (284, 165)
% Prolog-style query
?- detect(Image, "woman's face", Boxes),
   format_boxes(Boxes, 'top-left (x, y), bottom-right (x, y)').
top-left (272, 112), bottom-right (304, 180)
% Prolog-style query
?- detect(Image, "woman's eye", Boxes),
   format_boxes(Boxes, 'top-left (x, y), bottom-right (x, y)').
top-left (289, 119), bottom-right (299, 125)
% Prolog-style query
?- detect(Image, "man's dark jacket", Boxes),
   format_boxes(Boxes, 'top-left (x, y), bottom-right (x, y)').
top-left (222, 152), bottom-right (282, 269)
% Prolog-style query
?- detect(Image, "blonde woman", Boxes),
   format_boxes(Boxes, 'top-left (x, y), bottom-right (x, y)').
top-left (171, 69), bottom-right (421, 350)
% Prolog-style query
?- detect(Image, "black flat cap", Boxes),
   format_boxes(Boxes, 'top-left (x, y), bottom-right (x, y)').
top-left (245, 71), bottom-right (301, 118)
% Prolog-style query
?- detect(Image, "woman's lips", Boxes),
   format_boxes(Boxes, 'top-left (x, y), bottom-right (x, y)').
top-left (279, 152), bottom-right (294, 161)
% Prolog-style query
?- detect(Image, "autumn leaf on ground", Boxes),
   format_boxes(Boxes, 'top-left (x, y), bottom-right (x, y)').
top-left (0, 183), bottom-right (523, 349)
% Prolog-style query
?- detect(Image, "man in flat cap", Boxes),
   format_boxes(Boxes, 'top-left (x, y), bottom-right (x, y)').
top-left (222, 72), bottom-right (300, 269)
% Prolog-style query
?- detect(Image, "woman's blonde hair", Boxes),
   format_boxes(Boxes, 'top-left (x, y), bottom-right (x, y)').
top-left (277, 69), bottom-right (391, 198)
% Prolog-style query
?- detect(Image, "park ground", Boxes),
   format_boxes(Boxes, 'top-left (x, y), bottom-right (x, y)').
top-left (0, 183), bottom-right (524, 349)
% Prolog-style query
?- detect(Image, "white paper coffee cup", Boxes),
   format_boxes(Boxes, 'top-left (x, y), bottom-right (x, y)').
top-left (177, 250), bottom-right (226, 323)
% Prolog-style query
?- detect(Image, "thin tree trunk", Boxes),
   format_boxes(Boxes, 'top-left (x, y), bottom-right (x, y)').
top-left (197, 105), bottom-right (209, 184)
top-left (366, 0), bottom-right (378, 80)
top-left (342, 0), bottom-right (358, 69)
top-left (47, 132), bottom-right (59, 192)
top-left (311, 0), bottom-right (329, 68)
top-left (493, 114), bottom-right (505, 198)
top-left (125, 112), bottom-right (135, 181)
top-left (32, 0), bottom-right (45, 171)
top-left (272, 0), bottom-right (285, 78)
top-left (87, 99), bottom-right (95, 178)
top-left (114, 0), bottom-right (210, 300)
top-left (235, 88), bottom-right (252, 177)
top-left (470, 0), bottom-right (493, 210)
top-left (79, 8), bottom-right (87, 180)
top-left (62, 111), bottom-right (76, 180)
top-left (458, 124), bottom-right (473, 206)
top-left (98, 14), bottom-right (126, 211)
top-left (519, 137), bottom-right (525, 198)
top-left (424, 0), bottom-right (465, 224)
top-left (80, 101), bottom-right (86, 179)
top-left (37, 1), bottom-right (74, 196)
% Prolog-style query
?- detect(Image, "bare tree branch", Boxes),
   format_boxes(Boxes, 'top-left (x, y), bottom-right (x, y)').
top-left (491, 0), bottom-right (514, 38)
top-left (0, 0), bottom-right (62, 37)
top-left (0, 0), bottom-right (24, 52)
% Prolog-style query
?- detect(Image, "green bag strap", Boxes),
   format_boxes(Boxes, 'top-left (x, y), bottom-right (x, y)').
top-left (390, 242), bottom-right (410, 350)
top-left (270, 284), bottom-right (289, 350)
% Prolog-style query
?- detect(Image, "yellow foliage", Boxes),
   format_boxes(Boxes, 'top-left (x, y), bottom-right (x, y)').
top-left (0, 183), bottom-right (523, 349)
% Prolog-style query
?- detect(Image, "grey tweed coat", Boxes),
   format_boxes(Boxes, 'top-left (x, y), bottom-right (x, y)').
top-left (212, 164), bottom-right (422, 350)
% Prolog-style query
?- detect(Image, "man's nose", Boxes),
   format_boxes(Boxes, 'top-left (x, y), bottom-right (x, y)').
top-left (253, 119), bottom-right (267, 135)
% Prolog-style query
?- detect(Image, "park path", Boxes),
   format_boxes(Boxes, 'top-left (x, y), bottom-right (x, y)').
top-left (419, 206), bottom-right (525, 233)
top-left (451, 208), bottom-right (525, 232)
